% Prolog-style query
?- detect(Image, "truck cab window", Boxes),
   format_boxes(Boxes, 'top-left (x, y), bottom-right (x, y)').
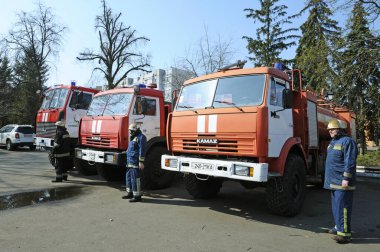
top-left (69, 91), bottom-right (93, 110)
top-left (270, 80), bottom-right (286, 107)
top-left (133, 97), bottom-right (157, 116)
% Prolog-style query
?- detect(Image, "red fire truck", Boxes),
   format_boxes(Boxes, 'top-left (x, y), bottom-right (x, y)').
top-left (74, 84), bottom-right (175, 189)
top-left (161, 61), bottom-right (356, 216)
top-left (34, 83), bottom-right (99, 166)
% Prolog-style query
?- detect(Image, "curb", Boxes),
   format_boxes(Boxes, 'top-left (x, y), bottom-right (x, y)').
top-left (357, 166), bottom-right (380, 178)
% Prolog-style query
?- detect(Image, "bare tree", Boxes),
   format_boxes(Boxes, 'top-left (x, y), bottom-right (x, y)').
top-left (176, 26), bottom-right (236, 77)
top-left (77, 0), bottom-right (151, 89)
top-left (5, 3), bottom-right (66, 89)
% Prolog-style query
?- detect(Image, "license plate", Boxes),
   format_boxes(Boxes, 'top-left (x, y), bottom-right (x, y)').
top-left (89, 152), bottom-right (95, 161)
top-left (191, 162), bottom-right (214, 171)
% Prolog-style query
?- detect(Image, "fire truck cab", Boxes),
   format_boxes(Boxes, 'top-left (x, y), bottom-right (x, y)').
top-left (75, 84), bottom-right (174, 189)
top-left (161, 62), bottom-right (356, 216)
top-left (35, 83), bottom-right (99, 165)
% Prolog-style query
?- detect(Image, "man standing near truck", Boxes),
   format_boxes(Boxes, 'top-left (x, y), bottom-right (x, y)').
top-left (52, 121), bottom-right (71, 182)
top-left (324, 119), bottom-right (358, 244)
top-left (122, 123), bottom-right (147, 202)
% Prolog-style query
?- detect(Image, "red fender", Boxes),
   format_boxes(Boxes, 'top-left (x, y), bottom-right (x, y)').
top-left (268, 137), bottom-right (307, 175)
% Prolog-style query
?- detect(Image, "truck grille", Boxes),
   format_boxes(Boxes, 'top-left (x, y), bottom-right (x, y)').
top-left (82, 134), bottom-right (118, 148)
top-left (172, 133), bottom-right (256, 155)
top-left (36, 122), bottom-right (56, 138)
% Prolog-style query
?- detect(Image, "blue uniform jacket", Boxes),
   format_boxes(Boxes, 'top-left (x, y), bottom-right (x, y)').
top-left (324, 134), bottom-right (358, 190)
top-left (126, 132), bottom-right (147, 168)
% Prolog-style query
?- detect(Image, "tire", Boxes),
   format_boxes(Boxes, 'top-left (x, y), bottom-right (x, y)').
top-left (29, 145), bottom-right (36, 151)
top-left (97, 163), bottom-right (124, 181)
top-left (184, 174), bottom-right (223, 199)
top-left (266, 154), bottom-right (306, 217)
top-left (48, 150), bottom-right (56, 167)
top-left (142, 146), bottom-right (175, 190)
top-left (6, 140), bottom-right (15, 151)
top-left (74, 158), bottom-right (97, 175)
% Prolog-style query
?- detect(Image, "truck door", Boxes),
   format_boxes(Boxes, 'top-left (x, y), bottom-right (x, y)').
top-left (267, 78), bottom-right (293, 157)
top-left (66, 91), bottom-right (94, 138)
top-left (129, 96), bottom-right (160, 141)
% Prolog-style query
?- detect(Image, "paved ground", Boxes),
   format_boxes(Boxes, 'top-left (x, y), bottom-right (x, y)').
top-left (0, 148), bottom-right (380, 252)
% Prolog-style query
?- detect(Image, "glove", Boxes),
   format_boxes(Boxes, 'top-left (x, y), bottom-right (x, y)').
top-left (139, 162), bottom-right (144, 170)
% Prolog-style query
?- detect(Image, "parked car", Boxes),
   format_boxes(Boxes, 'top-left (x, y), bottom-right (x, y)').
top-left (0, 124), bottom-right (36, 151)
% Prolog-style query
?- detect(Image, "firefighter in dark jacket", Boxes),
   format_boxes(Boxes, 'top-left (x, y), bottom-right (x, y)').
top-left (122, 123), bottom-right (147, 202)
top-left (324, 119), bottom-right (358, 244)
top-left (52, 121), bottom-right (71, 182)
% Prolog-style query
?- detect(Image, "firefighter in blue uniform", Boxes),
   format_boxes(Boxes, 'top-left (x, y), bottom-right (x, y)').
top-left (324, 119), bottom-right (358, 244)
top-left (52, 121), bottom-right (71, 182)
top-left (122, 123), bottom-right (147, 202)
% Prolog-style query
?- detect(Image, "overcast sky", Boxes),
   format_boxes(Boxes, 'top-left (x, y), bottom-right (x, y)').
top-left (0, 0), bottom-right (378, 88)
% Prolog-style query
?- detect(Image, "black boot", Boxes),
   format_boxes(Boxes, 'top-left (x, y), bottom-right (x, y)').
top-left (122, 192), bottom-right (133, 199)
top-left (62, 176), bottom-right (68, 181)
top-left (129, 196), bottom-right (142, 202)
top-left (52, 178), bottom-right (63, 183)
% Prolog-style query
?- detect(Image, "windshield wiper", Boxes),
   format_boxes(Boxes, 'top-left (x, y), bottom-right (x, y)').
top-left (213, 100), bottom-right (244, 112)
top-left (177, 105), bottom-right (198, 114)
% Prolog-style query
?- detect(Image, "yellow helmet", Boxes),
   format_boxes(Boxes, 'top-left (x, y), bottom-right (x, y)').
top-left (129, 123), bottom-right (139, 131)
top-left (327, 119), bottom-right (343, 130)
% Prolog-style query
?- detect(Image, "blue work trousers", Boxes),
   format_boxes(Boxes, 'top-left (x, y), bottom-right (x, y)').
top-left (126, 167), bottom-right (141, 197)
top-left (331, 190), bottom-right (354, 237)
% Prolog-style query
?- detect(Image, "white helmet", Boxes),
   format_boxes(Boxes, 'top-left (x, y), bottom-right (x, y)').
top-left (129, 123), bottom-right (139, 131)
top-left (55, 121), bottom-right (65, 127)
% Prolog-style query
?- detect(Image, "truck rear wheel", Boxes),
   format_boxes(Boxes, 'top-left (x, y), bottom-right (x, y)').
top-left (74, 158), bottom-right (97, 175)
top-left (142, 146), bottom-right (175, 190)
top-left (185, 174), bottom-right (223, 199)
top-left (48, 150), bottom-right (56, 167)
top-left (266, 154), bottom-right (306, 217)
top-left (97, 164), bottom-right (124, 181)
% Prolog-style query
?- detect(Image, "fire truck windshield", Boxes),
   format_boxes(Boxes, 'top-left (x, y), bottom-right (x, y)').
top-left (41, 88), bottom-right (69, 109)
top-left (87, 93), bottom-right (132, 116)
top-left (176, 74), bottom-right (265, 111)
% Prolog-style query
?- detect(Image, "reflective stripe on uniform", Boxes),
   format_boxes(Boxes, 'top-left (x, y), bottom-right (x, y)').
top-left (330, 184), bottom-right (356, 190)
top-left (127, 164), bottom-right (139, 168)
top-left (133, 178), bottom-right (141, 196)
top-left (337, 231), bottom-right (351, 237)
top-left (139, 157), bottom-right (145, 162)
top-left (55, 152), bottom-right (70, 158)
top-left (343, 172), bottom-right (352, 178)
top-left (62, 134), bottom-right (70, 139)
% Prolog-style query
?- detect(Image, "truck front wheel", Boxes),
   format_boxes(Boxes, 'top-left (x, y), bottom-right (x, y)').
top-left (142, 146), bottom-right (175, 190)
top-left (266, 154), bottom-right (306, 217)
top-left (185, 174), bottom-right (223, 199)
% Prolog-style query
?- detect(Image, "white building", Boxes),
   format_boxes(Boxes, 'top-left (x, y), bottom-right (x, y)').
top-left (135, 67), bottom-right (193, 101)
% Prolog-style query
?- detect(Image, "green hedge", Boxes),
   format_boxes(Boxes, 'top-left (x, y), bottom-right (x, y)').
top-left (357, 149), bottom-right (380, 167)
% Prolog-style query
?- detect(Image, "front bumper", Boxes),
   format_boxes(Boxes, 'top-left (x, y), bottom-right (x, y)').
top-left (161, 155), bottom-right (268, 182)
top-left (34, 137), bottom-right (54, 148)
top-left (75, 147), bottom-right (126, 166)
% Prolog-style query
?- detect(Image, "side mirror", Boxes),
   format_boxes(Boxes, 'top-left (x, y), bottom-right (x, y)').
top-left (282, 89), bottom-right (293, 109)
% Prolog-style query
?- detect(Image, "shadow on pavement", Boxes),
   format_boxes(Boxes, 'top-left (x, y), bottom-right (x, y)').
top-left (141, 177), bottom-right (380, 245)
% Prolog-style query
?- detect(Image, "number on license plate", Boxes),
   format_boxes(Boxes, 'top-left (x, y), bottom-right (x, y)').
top-left (192, 162), bottom-right (214, 170)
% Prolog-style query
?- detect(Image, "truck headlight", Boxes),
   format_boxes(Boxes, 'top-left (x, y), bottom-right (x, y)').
top-left (234, 165), bottom-right (251, 176)
top-left (165, 158), bottom-right (178, 168)
top-left (75, 150), bottom-right (82, 159)
top-left (105, 154), bottom-right (116, 163)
